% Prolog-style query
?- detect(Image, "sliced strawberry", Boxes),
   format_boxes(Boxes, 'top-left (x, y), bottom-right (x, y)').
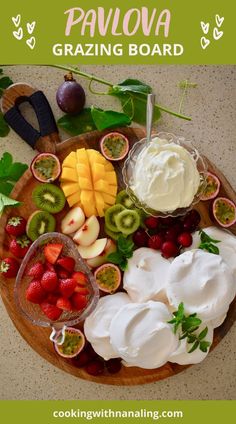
top-left (40, 302), bottom-right (62, 321)
top-left (71, 293), bottom-right (88, 311)
top-left (46, 293), bottom-right (59, 305)
top-left (45, 261), bottom-right (55, 272)
top-left (44, 243), bottom-right (63, 264)
top-left (56, 297), bottom-right (72, 311)
top-left (41, 271), bottom-right (58, 292)
top-left (57, 256), bottom-right (75, 273)
top-left (74, 286), bottom-right (90, 295)
top-left (59, 278), bottom-right (77, 298)
top-left (26, 280), bottom-right (46, 304)
top-left (0, 257), bottom-right (19, 278)
top-left (56, 268), bottom-right (70, 279)
top-left (27, 261), bottom-right (44, 279)
top-left (72, 271), bottom-right (88, 286)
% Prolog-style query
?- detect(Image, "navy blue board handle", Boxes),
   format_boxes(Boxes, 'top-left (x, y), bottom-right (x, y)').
top-left (1, 83), bottom-right (60, 153)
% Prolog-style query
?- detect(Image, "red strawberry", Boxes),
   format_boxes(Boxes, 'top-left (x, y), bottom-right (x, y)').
top-left (71, 293), bottom-right (88, 311)
top-left (40, 302), bottom-right (62, 321)
top-left (26, 280), bottom-right (46, 304)
top-left (45, 261), bottom-right (55, 272)
top-left (5, 216), bottom-right (26, 237)
top-left (72, 271), bottom-right (87, 286)
top-left (44, 243), bottom-right (63, 264)
top-left (9, 235), bottom-right (31, 258)
top-left (46, 293), bottom-right (59, 305)
top-left (59, 278), bottom-right (77, 298)
top-left (41, 271), bottom-right (58, 292)
top-left (74, 286), bottom-right (90, 295)
top-left (27, 261), bottom-right (44, 279)
top-left (56, 297), bottom-right (72, 311)
top-left (57, 256), bottom-right (75, 273)
top-left (0, 257), bottom-right (19, 278)
top-left (56, 268), bottom-right (70, 279)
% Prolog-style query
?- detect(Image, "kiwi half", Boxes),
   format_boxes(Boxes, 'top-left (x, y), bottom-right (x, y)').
top-left (32, 183), bottom-right (66, 214)
top-left (116, 190), bottom-right (135, 209)
top-left (26, 210), bottom-right (56, 241)
top-left (105, 204), bottom-right (125, 233)
top-left (115, 209), bottom-right (140, 235)
top-left (104, 225), bottom-right (123, 241)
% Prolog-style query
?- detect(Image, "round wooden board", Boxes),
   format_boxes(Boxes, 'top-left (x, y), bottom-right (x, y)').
top-left (0, 127), bottom-right (236, 386)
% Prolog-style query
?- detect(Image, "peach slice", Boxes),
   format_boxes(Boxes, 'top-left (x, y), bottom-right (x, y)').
top-left (86, 239), bottom-right (116, 268)
top-left (77, 238), bottom-right (107, 259)
top-left (73, 215), bottom-right (100, 247)
top-left (61, 207), bottom-right (85, 235)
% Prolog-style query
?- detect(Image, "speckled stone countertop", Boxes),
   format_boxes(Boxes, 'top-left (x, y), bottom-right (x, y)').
top-left (0, 65), bottom-right (235, 400)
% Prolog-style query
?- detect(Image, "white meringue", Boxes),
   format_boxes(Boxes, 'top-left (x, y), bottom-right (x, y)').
top-left (123, 247), bottom-right (171, 303)
top-left (84, 292), bottom-right (130, 360)
top-left (110, 301), bottom-right (178, 369)
top-left (191, 226), bottom-right (236, 276)
top-left (166, 249), bottom-right (235, 321)
top-left (169, 322), bottom-right (214, 365)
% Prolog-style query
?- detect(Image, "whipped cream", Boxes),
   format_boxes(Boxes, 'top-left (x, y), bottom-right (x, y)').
top-left (169, 322), bottom-right (214, 365)
top-left (123, 247), bottom-right (171, 303)
top-left (84, 293), bottom-right (130, 360)
top-left (190, 226), bottom-right (236, 277)
top-left (166, 249), bottom-right (235, 321)
top-left (110, 301), bottom-right (178, 369)
top-left (131, 137), bottom-right (200, 212)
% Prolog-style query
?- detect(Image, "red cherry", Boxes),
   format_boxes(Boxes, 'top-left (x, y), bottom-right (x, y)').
top-left (178, 232), bottom-right (193, 248)
top-left (133, 229), bottom-right (149, 247)
top-left (148, 234), bottom-right (164, 250)
top-left (85, 359), bottom-right (105, 376)
top-left (144, 216), bottom-right (160, 229)
top-left (71, 351), bottom-right (91, 367)
top-left (105, 358), bottom-right (122, 374)
top-left (161, 241), bottom-right (179, 259)
top-left (161, 216), bottom-right (175, 227)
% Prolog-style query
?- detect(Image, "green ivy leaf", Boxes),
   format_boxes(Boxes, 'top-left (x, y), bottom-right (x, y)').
top-left (91, 106), bottom-right (131, 131)
top-left (57, 108), bottom-right (96, 136)
top-left (0, 113), bottom-right (10, 137)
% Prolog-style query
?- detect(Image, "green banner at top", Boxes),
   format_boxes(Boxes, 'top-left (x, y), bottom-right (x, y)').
top-left (1, 0), bottom-right (235, 64)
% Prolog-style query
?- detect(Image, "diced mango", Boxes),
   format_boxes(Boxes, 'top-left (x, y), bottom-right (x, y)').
top-left (107, 185), bottom-right (118, 197)
top-left (80, 190), bottom-right (97, 217)
top-left (62, 151), bottom-right (77, 168)
top-left (76, 149), bottom-right (90, 168)
top-left (102, 192), bottom-right (116, 205)
top-left (87, 149), bottom-right (106, 165)
top-left (94, 179), bottom-right (110, 193)
top-left (104, 162), bottom-right (114, 171)
top-left (94, 191), bottom-right (105, 217)
top-left (91, 163), bottom-right (105, 183)
top-left (61, 167), bottom-right (78, 182)
top-left (60, 182), bottom-right (80, 197)
top-left (105, 171), bottom-right (117, 185)
top-left (78, 177), bottom-right (93, 190)
top-left (76, 163), bottom-right (90, 178)
top-left (67, 192), bottom-right (81, 207)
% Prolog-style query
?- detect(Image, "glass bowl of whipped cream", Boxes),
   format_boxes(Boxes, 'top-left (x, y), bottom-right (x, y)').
top-left (122, 132), bottom-right (207, 217)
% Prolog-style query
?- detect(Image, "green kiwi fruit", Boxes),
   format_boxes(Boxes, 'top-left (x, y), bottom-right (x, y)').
top-left (26, 210), bottom-right (56, 241)
top-left (115, 209), bottom-right (140, 235)
top-left (104, 225), bottom-right (123, 241)
top-left (105, 204), bottom-right (125, 232)
top-left (32, 183), bottom-right (66, 214)
top-left (116, 190), bottom-right (135, 209)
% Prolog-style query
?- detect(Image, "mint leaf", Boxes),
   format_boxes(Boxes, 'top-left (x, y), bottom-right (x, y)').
top-left (0, 193), bottom-right (21, 214)
top-left (199, 341), bottom-right (211, 353)
top-left (198, 229), bottom-right (221, 255)
top-left (198, 327), bottom-right (208, 340)
top-left (188, 341), bottom-right (200, 353)
top-left (117, 235), bottom-right (134, 254)
top-left (107, 251), bottom-right (124, 264)
top-left (91, 106), bottom-right (131, 131)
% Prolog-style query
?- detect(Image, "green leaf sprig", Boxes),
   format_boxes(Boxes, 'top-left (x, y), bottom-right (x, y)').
top-left (107, 235), bottom-right (134, 271)
top-left (0, 152), bottom-right (28, 214)
top-left (0, 68), bottom-right (13, 137)
top-left (168, 302), bottom-right (211, 354)
top-left (198, 229), bottom-right (221, 255)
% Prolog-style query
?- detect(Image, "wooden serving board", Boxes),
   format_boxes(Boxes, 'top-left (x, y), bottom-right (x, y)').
top-left (0, 126), bottom-right (236, 386)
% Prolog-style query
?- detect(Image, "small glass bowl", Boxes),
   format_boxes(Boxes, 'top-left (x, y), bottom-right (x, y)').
top-left (122, 132), bottom-right (208, 218)
top-left (14, 233), bottom-right (100, 333)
